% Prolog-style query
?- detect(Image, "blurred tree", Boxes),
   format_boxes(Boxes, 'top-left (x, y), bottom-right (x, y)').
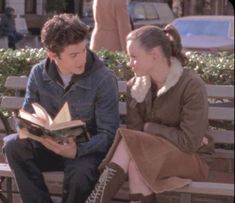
top-left (45, 0), bottom-right (67, 14)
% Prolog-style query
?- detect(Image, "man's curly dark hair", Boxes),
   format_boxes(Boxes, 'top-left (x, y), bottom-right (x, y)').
top-left (41, 13), bottom-right (89, 55)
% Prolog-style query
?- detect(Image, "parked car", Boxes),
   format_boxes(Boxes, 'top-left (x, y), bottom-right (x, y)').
top-left (128, 2), bottom-right (175, 29)
top-left (171, 15), bottom-right (234, 53)
top-left (81, 1), bottom-right (175, 31)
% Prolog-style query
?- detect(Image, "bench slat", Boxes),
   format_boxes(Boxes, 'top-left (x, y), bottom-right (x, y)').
top-left (0, 163), bottom-right (64, 183)
top-left (4, 76), bottom-right (28, 90)
top-left (1, 97), bottom-right (24, 110)
top-left (206, 85), bottom-right (234, 99)
top-left (209, 129), bottom-right (234, 144)
top-left (214, 149), bottom-right (234, 159)
top-left (174, 181), bottom-right (234, 196)
top-left (208, 106), bottom-right (234, 120)
top-left (119, 102), bottom-right (127, 115)
top-left (118, 80), bottom-right (127, 93)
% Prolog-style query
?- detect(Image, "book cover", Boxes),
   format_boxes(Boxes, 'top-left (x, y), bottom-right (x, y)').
top-left (16, 102), bottom-right (90, 143)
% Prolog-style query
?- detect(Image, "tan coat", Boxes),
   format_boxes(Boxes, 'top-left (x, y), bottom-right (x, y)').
top-left (100, 58), bottom-right (214, 193)
top-left (89, 0), bottom-right (132, 52)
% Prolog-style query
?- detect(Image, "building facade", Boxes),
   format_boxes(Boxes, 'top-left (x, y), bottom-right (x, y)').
top-left (0, 0), bottom-right (233, 34)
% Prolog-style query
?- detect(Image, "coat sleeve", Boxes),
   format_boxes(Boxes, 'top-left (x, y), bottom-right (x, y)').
top-left (22, 65), bottom-right (40, 113)
top-left (144, 77), bottom-right (209, 153)
top-left (114, 0), bottom-right (132, 52)
top-left (77, 73), bottom-right (120, 157)
top-left (126, 80), bottom-right (145, 131)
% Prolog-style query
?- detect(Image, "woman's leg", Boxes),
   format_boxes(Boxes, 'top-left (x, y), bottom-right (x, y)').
top-left (86, 138), bottom-right (128, 203)
top-left (86, 137), bottom-right (156, 202)
top-left (112, 138), bottom-right (157, 202)
top-left (112, 138), bottom-right (153, 195)
top-left (128, 159), bottom-right (152, 195)
top-left (110, 138), bottom-right (130, 173)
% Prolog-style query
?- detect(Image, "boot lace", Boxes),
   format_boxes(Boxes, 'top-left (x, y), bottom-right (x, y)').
top-left (86, 165), bottom-right (117, 203)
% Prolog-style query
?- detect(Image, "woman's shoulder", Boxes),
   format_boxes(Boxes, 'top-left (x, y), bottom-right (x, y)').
top-left (182, 68), bottom-right (205, 86)
top-left (180, 68), bottom-right (207, 95)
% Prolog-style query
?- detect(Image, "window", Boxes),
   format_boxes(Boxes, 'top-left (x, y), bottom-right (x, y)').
top-left (133, 3), bottom-right (159, 21)
top-left (25, 0), bottom-right (36, 14)
top-left (0, 0), bottom-right (5, 13)
top-left (83, 0), bottom-right (93, 17)
top-left (175, 20), bottom-right (229, 37)
top-left (144, 4), bottom-right (159, 20)
top-left (133, 4), bottom-right (146, 20)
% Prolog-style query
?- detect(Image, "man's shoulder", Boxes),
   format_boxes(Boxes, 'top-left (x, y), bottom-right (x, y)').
top-left (29, 58), bottom-right (47, 76)
top-left (91, 54), bottom-right (116, 80)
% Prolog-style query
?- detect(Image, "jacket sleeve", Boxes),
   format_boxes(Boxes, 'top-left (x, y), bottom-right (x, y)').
top-left (114, 0), bottom-right (132, 52)
top-left (126, 80), bottom-right (145, 131)
top-left (77, 73), bottom-right (120, 157)
top-left (144, 77), bottom-right (209, 153)
top-left (22, 65), bottom-right (40, 113)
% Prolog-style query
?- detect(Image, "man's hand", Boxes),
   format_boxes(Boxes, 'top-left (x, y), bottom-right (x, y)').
top-left (40, 137), bottom-right (77, 159)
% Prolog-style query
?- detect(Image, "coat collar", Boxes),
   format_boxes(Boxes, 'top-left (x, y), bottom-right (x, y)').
top-left (130, 58), bottom-right (183, 103)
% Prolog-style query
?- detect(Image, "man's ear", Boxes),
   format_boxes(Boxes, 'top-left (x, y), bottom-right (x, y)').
top-left (47, 51), bottom-right (57, 60)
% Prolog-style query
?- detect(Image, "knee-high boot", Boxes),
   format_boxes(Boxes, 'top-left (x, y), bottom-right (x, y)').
top-left (86, 162), bottom-right (126, 203)
top-left (129, 193), bottom-right (157, 203)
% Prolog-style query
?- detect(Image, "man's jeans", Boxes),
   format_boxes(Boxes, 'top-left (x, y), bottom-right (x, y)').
top-left (3, 133), bottom-right (103, 203)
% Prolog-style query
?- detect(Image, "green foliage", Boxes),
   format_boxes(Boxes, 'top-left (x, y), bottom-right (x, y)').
top-left (97, 49), bottom-right (234, 85)
top-left (0, 48), bottom-right (46, 94)
top-left (97, 49), bottom-right (133, 80)
top-left (0, 48), bottom-right (234, 97)
top-left (186, 51), bottom-right (234, 85)
top-left (45, 0), bottom-right (67, 13)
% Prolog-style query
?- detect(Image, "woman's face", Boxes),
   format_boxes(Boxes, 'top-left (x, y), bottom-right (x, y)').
top-left (126, 39), bottom-right (155, 77)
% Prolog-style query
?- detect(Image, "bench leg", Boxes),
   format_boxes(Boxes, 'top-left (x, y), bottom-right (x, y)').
top-left (6, 178), bottom-right (13, 203)
top-left (180, 193), bottom-right (191, 203)
top-left (0, 193), bottom-right (8, 203)
top-left (0, 177), bottom-right (12, 203)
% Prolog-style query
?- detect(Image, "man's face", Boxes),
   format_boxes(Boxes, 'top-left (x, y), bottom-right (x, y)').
top-left (49, 40), bottom-right (87, 75)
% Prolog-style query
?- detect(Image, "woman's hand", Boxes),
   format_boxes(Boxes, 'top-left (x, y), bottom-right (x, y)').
top-left (40, 137), bottom-right (77, 159)
top-left (144, 122), bottom-right (160, 135)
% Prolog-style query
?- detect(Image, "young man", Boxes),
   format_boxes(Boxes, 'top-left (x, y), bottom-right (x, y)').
top-left (3, 14), bottom-right (119, 203)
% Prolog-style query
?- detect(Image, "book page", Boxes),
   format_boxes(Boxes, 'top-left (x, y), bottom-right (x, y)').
top-left (18, 109), bottom-right (47, 127)
top-left (32, 103), bottom-right (53, 125)
top-left (53, 102), bottom-right (71, 124)
top-left (49, 119), bottom-right (85, 131)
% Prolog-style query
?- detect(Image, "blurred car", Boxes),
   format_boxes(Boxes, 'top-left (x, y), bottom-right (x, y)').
top-left (81, 1), bottom-right (175, 31)
top-left (129, 2), bottom-right (175, 29)
top-left (171, 15), bottom-right (234, 53)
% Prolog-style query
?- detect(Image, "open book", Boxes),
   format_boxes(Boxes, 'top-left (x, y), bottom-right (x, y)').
top-left (16, 102), bottom-right (90, 143)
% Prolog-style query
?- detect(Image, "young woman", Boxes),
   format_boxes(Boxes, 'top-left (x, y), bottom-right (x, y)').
top-left (86, 25), bottom-right (214, 203)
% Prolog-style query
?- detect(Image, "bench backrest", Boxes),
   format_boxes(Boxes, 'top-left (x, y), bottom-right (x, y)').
top-left (0, 76), bottom-right (234, 159)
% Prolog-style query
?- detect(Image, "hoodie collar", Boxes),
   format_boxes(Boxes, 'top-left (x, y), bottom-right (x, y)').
top-left (130, 58), bottom-right (183, 103)
top-left (42, 50), bottom-right (101, 89)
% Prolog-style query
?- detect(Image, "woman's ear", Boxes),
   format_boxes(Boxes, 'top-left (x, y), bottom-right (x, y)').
top-left (151, 47), bottom-right (161, 60)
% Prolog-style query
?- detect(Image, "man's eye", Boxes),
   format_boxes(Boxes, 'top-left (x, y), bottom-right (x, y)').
top-left (71, 54), bottom-right (77, 58)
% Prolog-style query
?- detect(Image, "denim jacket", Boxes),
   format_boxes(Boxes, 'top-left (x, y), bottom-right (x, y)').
top-left (23, 50), bottom-right (120, 158)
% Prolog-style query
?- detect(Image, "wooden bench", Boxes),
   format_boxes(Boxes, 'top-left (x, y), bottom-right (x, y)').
top-left (0, 76), bottom-right (234, 203)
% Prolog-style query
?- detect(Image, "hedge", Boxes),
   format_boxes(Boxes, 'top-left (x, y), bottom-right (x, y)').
top-left (0, 48), bottom-right (234, 96)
